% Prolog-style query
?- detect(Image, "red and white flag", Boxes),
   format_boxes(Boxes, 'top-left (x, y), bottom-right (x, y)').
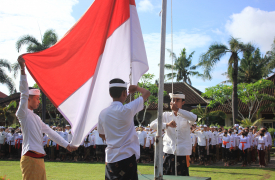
top-left (22, 0), bottom-right (148, 146)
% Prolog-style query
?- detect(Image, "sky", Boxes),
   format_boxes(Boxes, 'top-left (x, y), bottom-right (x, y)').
top-left (1, 0), bottom-right (275, 96)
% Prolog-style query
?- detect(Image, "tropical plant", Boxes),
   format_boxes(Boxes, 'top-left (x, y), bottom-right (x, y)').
top-left (0, 100), bottom-right (17, 126)
top-left (240, 118), bottom-right (263, 127)
top-left (164, 48), bottom-right (203, 85)
top-left (14, 29), bottom-right (58, 122)
top-left (134, 73), bottom-right (166, 126)
top-left (0, 59), bottom-right (16, 94)
top-left (199, 37), bottom-right (255, 125)
top-left (191, 104), bottom-right (226, 125)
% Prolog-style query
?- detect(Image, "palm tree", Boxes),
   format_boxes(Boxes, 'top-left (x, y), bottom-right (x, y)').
top-left (15, 29), bottom-right (58, 122)
top-left (164, 48), bottom-right (202, 85)
top-left (0, 59), bottom-right (16, 94)
top-left (198, 37), bottom-right (254, 125)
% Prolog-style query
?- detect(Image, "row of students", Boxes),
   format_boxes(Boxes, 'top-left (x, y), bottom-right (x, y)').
top-left (190, 124), bottom-right (273, 168)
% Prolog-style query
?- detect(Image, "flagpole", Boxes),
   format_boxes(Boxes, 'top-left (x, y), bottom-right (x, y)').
top-left (154, 0), bottom-right (167, 179)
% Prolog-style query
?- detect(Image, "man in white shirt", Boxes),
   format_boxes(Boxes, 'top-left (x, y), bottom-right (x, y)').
top-left (16, 57), bottom-right (77, 180)
top-left (137, 126), bottom-right (147, 162)
top-left (150, 92), bottom-right (197, 176)
top-left (193, 125), bottom-right (208, 166)
top-left (98, 78), bottom-right (150, 180)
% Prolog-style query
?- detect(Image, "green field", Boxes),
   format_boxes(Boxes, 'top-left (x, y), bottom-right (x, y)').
top-left (1, 161), bottom-right (275, 180)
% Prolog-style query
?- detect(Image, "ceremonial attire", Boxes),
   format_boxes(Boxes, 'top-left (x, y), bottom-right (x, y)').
top-left (195, 131), bottom-right (208, 164)
top-left (98, 97), bottom-right (144, 180)
top-left (222, 136), bottom-right (230, 163)
top-left (16, 75), bottom-right (69, 180)
top-left (238, 136), bottom-right (249, 166)
top-left (256, 136), bottom-right (267, 166)
top-left (150, 109), bottom-right (197, 176)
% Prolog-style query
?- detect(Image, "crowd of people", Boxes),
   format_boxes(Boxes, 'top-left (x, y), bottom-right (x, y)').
top-left (0, 123), bottom-right (273, 168)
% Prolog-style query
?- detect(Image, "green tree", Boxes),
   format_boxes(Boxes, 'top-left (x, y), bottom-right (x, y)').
top-left (199, 37), bottom-right (254, 125)
top-left (134, 73), bottom-right (166, 126)
top-left (204, 79), bottom-right (274, 124)
top-left (264, 38), bottom-right (275, 73)
top-left (14, 29), bottom-right (58, 122)
top-left (0, 100), bottom-right (17, 126)
top-left (0, 59), bottom-right (16, 94)
top-left (164, 48), bottom-right (202, 85)
top-left (191, 104), bottom-right (226, 125)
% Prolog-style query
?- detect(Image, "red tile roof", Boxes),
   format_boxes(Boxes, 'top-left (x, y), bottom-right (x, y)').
top-left (0, 91), bottom-right (7, 99)
top-left (126, 82), bottom-right (208, 110)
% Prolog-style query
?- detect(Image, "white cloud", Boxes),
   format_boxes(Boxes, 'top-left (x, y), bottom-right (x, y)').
top-left (143, 30), bottom-right (212, 84)
top-left (138, 0), bottom-right (154, 12)
top-left (225, 6), bottom-right (275, 53)
top-left (0, 0), bottom-right (78, 95)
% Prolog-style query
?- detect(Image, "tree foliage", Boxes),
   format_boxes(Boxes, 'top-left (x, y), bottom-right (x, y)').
top-left (164, 48), bottom-right (203, 85)
top-left (134, 73), bottom-right (166, 126)
top-left (0, 100), bottom-right (17, 126)
top-left (191, 104), bottom-right (226, 125)
top-left (0, 59), bottom-right (16, 94)
top-left (203, 79), bottom-right (274, 121)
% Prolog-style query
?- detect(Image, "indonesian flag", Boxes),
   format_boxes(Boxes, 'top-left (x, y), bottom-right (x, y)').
top-left (22, 0), bottom-right (148, 146)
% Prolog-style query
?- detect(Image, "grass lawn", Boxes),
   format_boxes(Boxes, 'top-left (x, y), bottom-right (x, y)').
top-left (1, 161), bottom-right (275, 180)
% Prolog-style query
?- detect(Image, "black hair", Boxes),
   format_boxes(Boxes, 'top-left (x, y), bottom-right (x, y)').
top-left (29, 87), bottom-right (36, 90)
top-left (172, 91), bottom-right (185, 102)
top-left (109, 78), bottom-right (127, 98)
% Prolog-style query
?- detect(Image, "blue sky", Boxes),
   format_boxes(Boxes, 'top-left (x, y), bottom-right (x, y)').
top-left (1, 0), bottom-right (275, 95)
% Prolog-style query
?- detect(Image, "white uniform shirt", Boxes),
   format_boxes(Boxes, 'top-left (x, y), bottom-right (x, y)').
top-left (145, 133), bottom-right (153, 147)
top-left (190, 133), bottom-right (195, 146)
top-left (15, 75), bottom-right (69, 156)
top-left (43, 134), bottom-right (49, 146)
top-left (89, 134), bottom-right (95, 146)
top-left (265, 132), bottom-right (272, 146)
top-left (256, 136), bottom-right (268, 150)
top-left (210, 131), bottom-right (218, 145)
top-left (137, 131), bottom-right (147, 146)
top-left (98, 97), bottom-right (144, 163)
top-left (94, 130), bottom-right (105, 145)
top-left (222, 136), bottom-right (230, 148)
top-left (0, 132), bottom-right (6, 144)
top-left (228, 134), bottom-right (235, 149)
top-left (194, 131), bottom-right (208, 146)
top-left (150, 109), bottom-right (197, 156)
top-left (238, 136), bottom-right (248, 151)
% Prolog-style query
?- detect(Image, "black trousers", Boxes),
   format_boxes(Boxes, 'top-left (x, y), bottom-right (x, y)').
top-left (240, 149), bottom-right (248, 165)
top-left (198, 146), bottom-right (207, 163)
top-left (222, 148), bottom-right (229, 162)
top-left (163, 153), bottom-right (189, 176)
top-left (105, 154), bottom-right (138, 180)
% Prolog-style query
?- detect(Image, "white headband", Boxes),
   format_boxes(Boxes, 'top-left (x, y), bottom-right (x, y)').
top-left (109, 83), bottom-right (127, 88)
top-left (29, 89), bottom-right (40, 95)
top-left (169, 93), bottom-right (185, 99)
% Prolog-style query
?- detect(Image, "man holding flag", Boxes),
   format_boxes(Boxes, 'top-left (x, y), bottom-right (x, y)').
top-left (16, 57), bottom-right (77, 180)
top-left (98, 78), bottom-right (150, 180)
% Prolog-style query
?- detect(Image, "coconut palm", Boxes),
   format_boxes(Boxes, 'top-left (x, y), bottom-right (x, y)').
top-left (14, 29), bottom-right (58, 122)
top-left (0, 59), bottom-right (16, 94)
top-left (198, 37), bottom-right (254, 125)
top-left (164, 48), bottom-right (203, 85)
top-left (223, 47), bottom-right (274, 84)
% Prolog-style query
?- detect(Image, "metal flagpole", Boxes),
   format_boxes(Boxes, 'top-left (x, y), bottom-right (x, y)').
top-left (154, 0), bottom-right (167, 179)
